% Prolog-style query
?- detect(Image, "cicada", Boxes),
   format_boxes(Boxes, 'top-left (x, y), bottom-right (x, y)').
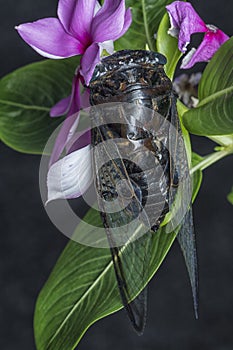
top-left (89, 50), bottom-right (198, 333)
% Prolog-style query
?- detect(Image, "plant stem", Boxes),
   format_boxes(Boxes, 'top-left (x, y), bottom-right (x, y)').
top-left (208, 135), bottom-right (233, 146)
top-left (190, 147), bottom-right (233, 174)
top-left (142, 0), bottom-right (154, 51)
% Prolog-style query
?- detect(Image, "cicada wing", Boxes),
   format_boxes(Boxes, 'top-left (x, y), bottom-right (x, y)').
top-left (177, 209), bottom-right (198, 318)
top-left (107, 228), bottom-right (152, 334)
top-left (166, 92), bottom-right (198, 315)
top-left (166, 93), bottom-right (192, 233)
top-left (91, 120), bottom-right (152, 333)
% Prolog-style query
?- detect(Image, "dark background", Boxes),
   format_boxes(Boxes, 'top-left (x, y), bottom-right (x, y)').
top-left (1, 1), bottom-right (233, 349)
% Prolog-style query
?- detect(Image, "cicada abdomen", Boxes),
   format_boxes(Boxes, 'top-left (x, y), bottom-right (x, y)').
top-left (88, 50), bottom-right (198, 333)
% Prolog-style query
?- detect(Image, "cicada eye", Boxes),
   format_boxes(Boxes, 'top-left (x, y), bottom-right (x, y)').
top-left (154, 52), bottom-right (167, 66)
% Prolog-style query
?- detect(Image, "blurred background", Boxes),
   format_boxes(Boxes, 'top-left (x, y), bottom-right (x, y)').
top-left (0, 1), bottom-right (232, 349)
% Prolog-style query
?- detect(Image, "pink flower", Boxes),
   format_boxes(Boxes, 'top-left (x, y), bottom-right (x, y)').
top-left (16, 0), bottom-right (132, 182)
top-left (166, 1), bottom-right (229, 69)
top-left (16, 0), bottom-right (132, 84)
top-left (49, 68), bottom-right (91, 166)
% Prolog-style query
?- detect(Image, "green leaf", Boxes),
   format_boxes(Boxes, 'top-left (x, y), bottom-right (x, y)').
top-left (34, 209), bottom-right (177, 350)
top-left (191, 152), bottom-right (203, 202)
top-left (156, 13), bottom-right (182, 80)
top-left (227, 186), bottom-right (233, 205)
top-left (0, 57), bottom-right (79, 154)
top-left (182, 37), bottom-right (233, 136)
top-left (115, 0), bottom-right (175, 51)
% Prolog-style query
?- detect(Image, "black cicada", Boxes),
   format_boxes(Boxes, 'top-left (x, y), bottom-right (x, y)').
top-left (89, 50), bottom-right (198, 333)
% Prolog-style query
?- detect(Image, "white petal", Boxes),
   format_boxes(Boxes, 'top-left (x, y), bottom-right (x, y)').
top-left (167, 12), bottom-right (179, 38)
top-left (167, 26), bottom-right (179, 38)
top-left (65, 114), bottom-right (81, 148)
top-left (181, 47), bottom-right (197, 68)
top-left (94, 1), bottom-right (102, 15)
top-left (31, 45), bottom-right (65, 59)
top-left (47, 145), bottom-right (92, 203)
top-left (100, 40), bottom-right (114, 55)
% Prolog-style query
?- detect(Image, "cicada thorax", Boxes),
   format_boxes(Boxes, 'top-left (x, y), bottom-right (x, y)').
top-left (89, 50), bottom-right (178, 233)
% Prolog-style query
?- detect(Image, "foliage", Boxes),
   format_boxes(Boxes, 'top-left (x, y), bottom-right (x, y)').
top-left (0, 1), bottom-right (232, 349)
top-left (115, 0), bottom-right (175, 51)
top-left (0, 57), bottom-right (78, 154)
top-left (182, 38), bottom-right (233, 136)
top-left (34, 210), bottom-right (177, 350)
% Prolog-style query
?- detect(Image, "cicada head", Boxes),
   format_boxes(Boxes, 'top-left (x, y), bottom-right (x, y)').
top-left (89, 50), bottom-right (173, 105)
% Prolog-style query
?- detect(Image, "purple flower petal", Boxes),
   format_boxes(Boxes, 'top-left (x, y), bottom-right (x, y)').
top-left (47, 144), bottom-right (92, 203)
top-left (117, 8), bottom-right (133, 38)
top-left (50, 74), bottom-right (79, 119)
top-left (16, 18), bottom-right (83, 58)
top-left (50, 112), bottom-right (80, 166)
top-left (181, 29), bottom-right (229, 69)
top-left (52, 70), bottom-right (82, 119)
top-left (68, 73), bottom-right (82, 116)
top-left (166, 1), bottom-right (206, 53)
top-left (80, 43), bottom-right (101, 85)
top-left (49, 75), bottom-right (81, 165)
top-left (80, 88), bottom-right (91, 109)
top-left (66, 128), bottom-right (91, 154)
top-left (58, 0), bottom-right (96, 43)
top-left (50, 72), bottom-right (91, 164)
top-left (91, 0), bottom-right (132, 42)
top-left (50, 96), bottom-right (71, 117)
